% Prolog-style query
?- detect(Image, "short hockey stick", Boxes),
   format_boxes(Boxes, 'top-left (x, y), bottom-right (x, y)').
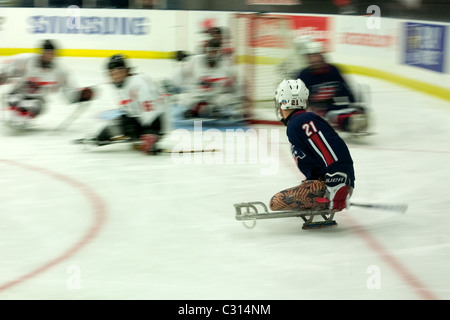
top-left (350, 202), bottom-right (408, 213)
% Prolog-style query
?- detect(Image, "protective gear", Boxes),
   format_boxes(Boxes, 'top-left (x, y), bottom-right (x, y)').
top-left (40, 40), bottom-right (56, 69)
top-left (275, 79), bottom-right (309, 111)
top-left (175, 50), bottom-right (189, 62)
top-left (294, 35), bottom-right (314, 54)
top-left (16, 98), bottom-right (43, 118)
top-left (208, 27), bottom-right (222, 36)
top-left (324, 172), bottom-right (352, 211)
top-left (274, 79), bottom-right (309, 125)
top-left (139, 134), bottom-right (160, 155)
top-left (107, 54), bottom-right (130, 88)
top-left (7, 94), bottom-right (23, 109)
top-left (304, 41), bottom-right (323, 55)
top-left (107, 54), bottom-right (127, 70)
top-left (274, 79), bottom-right (309, 124)
top-left (7, 96), bottom-right (43, 125)
top-left (42, 39), bottom-right (56, 51)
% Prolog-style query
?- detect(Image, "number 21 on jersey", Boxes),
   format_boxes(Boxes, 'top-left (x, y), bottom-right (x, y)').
top-left (302, 121), bottom-right (318, 137)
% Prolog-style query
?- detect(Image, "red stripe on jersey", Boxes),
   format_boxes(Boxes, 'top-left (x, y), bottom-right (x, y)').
top-left (200, 77), bottom-right (229, 84)
top-left (310, 132), bottom-right (335, 166)
top-left (26, 78), bottom-right (57, 86)
top-left (208, 77), bottom-right (228, 82)
top-left (37, 81), bottom-right (57, 86)
top-left (310, 86), bottom-right (336, 102)
top-left (120, 99), bottom-right (132, 106)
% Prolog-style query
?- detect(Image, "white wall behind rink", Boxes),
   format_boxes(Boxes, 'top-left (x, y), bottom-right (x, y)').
top-left (0, 7), bottom-right (449, 99)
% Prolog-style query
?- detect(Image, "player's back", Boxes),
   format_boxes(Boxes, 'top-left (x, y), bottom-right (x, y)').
top-left (297, 64), bottom-right (355, 103)
top-left (286, 110), bottom-right (355, 186)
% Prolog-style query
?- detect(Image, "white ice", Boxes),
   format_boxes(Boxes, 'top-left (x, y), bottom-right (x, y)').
top-left (0, 57), bottom-right (449, 300)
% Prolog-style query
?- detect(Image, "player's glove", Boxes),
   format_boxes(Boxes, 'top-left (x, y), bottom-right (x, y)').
top-left (324, 172), bottom-right (352, 211)
top-left (175, 50), bottom-right (189, 62)
top-left (76, 87), bottom-right (94, 103)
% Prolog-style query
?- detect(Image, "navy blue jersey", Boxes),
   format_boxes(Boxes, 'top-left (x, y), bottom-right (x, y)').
top-left (286, 110), bottom-right (355, 188)
top-left (296, 64), bottom-right (355, 103)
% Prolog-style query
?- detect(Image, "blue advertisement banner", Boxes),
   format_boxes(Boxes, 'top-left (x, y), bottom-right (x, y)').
top-left (28, 15), bottom-right (149, 36)
top-left (404, 22), bottom-right (446, 73)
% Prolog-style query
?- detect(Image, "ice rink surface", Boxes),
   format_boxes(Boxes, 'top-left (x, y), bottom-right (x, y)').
top-left (1, 57), bottom-right (449, 300)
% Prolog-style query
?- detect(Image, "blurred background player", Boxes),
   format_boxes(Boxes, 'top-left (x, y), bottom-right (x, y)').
top-left (270, 79), bottom-right (355, 212)
top-left (276, 35), bottom-right (314, 81)
top-left (0, 39), bottom-right (93, 129)
top-left (201, 26), bottom-right (234, 63)
top-left (172, 38), bottom-right (245, 122)
top-left (295, 41), bottom-right (370, 134)
top-left (75, 54), bottom-right (167, 154)
top-left (174, 25), bottom-right (234, 63)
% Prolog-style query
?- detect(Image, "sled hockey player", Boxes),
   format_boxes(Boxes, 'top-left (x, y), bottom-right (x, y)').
top-left (174, 27), bottom-right (233, 64)
top-left (0, 39), bottom-right (93, 129)
top-left (201, 27), bottom-right (234, 63)
top-left (276, 35), bottom-right (314, 82)
top-left (235, 80), bottom-right (406, 229)
top-left (75, 54), bottom-right (166, 154)
top-left (173, 38), bottom-right (244, 122)
top-left (270, 79), bottom-right (355, 215)
top-left (295, 41), bottom-right (370, 134)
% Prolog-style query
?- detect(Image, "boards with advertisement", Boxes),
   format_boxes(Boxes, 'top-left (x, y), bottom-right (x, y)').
top-left (286, 15), bottom-right (333, 52)
top-left (403, 22), bottom-right (446, 73)
top-left (334, 15), bottom-right (398, 66)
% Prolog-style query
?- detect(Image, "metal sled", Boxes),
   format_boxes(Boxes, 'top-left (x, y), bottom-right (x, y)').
top-left (234, 201), bottom-right (338, 230)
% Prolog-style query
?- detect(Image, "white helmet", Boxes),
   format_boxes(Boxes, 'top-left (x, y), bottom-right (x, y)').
top-left (275, 79), bottom-right (309, 111)
top-left (293, 35), bottom-right (314, 51)
top-left (304, 41), bottom-right (323, 54)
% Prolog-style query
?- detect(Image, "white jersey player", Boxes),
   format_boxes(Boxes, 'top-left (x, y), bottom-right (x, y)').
top-left (174, 38), bottom-right (244, 121)
top-left (0, 39), bottom-right (93, 128)
top-left (76, 54), bottom-right (167, 154)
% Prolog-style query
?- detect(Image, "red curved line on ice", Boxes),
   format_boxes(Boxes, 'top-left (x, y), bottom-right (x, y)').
top-left (0, 159), bottom-right (107, 292)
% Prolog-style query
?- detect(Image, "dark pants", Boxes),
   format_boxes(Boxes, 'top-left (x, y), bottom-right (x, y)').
top-left (97, 115), bottom-right (162, 143)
